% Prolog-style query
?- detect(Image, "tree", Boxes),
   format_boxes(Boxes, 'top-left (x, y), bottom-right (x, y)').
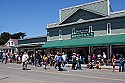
top-left (11, 32), bottom-right (27, 39)
top-left (0, 32), bottom-right (27, 45)
top-left (0, 37), bottom-right (5, 45)
top-left (0, 32), bottom-right (11, 43)
top-left (19, 32), bottom-right (27, 39)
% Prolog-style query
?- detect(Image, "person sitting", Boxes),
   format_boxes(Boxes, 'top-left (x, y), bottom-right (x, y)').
top-left (96, 60), bottom-right (101, 70)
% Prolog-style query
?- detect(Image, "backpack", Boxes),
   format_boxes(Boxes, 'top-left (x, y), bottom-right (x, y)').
top-left (58, 56), bottom-right (63, 62)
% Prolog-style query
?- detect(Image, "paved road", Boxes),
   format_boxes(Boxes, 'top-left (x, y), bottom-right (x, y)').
top-left (0, 63), bottom-right (125, 83)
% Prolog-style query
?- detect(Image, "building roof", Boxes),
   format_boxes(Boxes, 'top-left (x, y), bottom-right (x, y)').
top-left (15, 42), bottom-right (45, 48)
top-left (47, 10), bottom-right (125, 29)
top-left (18, 36), bottom-right (47, 40)
top-left (60, 0), bottom-right (109, 23)
top-left (10, 39), bottom-right (18, 45)
top-left (0, 46), bottom-right (12, 49)
top-left (47, 0), bottom-right (125, 29)
top-left (0, 38), bottom-right (18, 49)
top-left (4, 38), bottom-right (18, 46)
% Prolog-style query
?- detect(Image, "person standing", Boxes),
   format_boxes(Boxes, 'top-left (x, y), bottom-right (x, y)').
top-left (82, 55), bottom-right (85, 64)
top-left (92, 54), bottom-right (96, 66)
top-left (54, 53), bottom-right (58, 69)
top-left (43, 53), bottom-right (48, 70)
top-left (123, 57), bottom-right (125, 72)
top-left (62, 52), bottom-right (67, 71)
top-left (103, 52), bottom-right (107, 66)
top-left (31, 53), bottom-right (35, 65)
top-left (72, 53), bottom-right (77, 70)
top-left (35, 51), bottom-right (41, 67)
top-left (1, 52), bottom-right (7, 64)
top-left (76, 54), bottom-right (82, 70)
top-left (112, 56), bottom-right (116, 72)
top-left (22, 52), bottom-right (29, 70)
top-left (97, 53), bottom-right (102, 62)
top-left (57, 53), bottom-right (63, 71)
top-left (119, 55), bottom-right (124, 72)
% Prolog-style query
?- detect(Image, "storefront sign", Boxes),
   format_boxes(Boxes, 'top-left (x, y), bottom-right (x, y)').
top-left (71, 29), bottom-right (94, 39)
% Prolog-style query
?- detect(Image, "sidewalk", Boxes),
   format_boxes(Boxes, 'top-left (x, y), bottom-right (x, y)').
top-left (66, 64), bottom-right (119, 70)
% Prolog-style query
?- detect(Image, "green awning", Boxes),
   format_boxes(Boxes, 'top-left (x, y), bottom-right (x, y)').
top-left (42, 34), bottom-right (125, 48)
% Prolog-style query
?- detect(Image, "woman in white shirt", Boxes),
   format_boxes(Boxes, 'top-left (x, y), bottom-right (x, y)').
top-left (22, 52), bottom-right (29, 70)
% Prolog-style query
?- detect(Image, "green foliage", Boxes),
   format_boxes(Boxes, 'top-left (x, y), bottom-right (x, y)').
top-left (1, 32), bottom-right (11, 42)
top-left (0, 32), bottom-right (27, 45)
top-left (11, 32), bottom-right (27, 39)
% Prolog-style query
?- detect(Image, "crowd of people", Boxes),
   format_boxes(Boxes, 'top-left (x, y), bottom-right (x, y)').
top-left (0, 51), bottom-right (125, 72)
top-left (87, 52), bottom-right (107, 70)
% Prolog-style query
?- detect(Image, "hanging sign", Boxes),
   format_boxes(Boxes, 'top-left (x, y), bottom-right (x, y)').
top-left (71, 29), bottom-right (94, 39)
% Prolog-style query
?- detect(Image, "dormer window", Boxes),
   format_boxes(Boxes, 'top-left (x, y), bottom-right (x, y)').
top-left (47, 32), bottom-right (50, 41)
top-left (89, 26), bottom-right (92, 33)
top-left (8, 42), bottom-right (10, 46)
top-left (107, 23), bottom-right (111, 35)
top-left (72, 28), bottom-right (76, 34)
top-left (11, 42), bottom-right (14, 46)
top-left (59, 30), bottom-right (62, 40)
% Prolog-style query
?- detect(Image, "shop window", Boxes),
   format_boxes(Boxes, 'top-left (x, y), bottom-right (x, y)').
top-left (47, 32), bottom-right (50, 41)
top-left (107, 23), bottom-right (111, 35)
top-left (72, 28), bottom-right (76, 34)
top-left (89, 26), bottom-right (92, 33)
top-left (59, 30), bottom-right (62, 40)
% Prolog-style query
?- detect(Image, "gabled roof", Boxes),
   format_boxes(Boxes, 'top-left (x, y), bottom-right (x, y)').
top-left (4, 38), bottom-right (18, 46)
top-left (47, 10), bottom-right (125, 29)
top-left (11, 39), bottom-right (18, 45)
top-left (60, 0), bottom-right (109, 24)
top-left (18, 36), bottom-right (47, 40)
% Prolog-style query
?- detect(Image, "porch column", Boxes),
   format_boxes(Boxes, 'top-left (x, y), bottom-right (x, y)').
top-left (89, 46), bottom-right (91, 54)
top-left (109, 45), bottom-right (112, 59)
top-left (72, 48), bottom-right (76, 53)
top-left (91, 46), bottom-right (94, 53)
top-left (107, 45), bottom-right (112, 59)
top-left (60, 48), bottom-right (62, 53)
top-left (107, 45), bottom-right (112, 65)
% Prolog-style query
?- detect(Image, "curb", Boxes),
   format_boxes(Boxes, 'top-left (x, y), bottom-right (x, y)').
top-left (66, 64), bottom-right (119, 70)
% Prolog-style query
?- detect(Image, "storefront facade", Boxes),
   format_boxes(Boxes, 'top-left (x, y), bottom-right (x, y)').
top-left (42, 0), bottom-right (125, 63)
top-left (17, 36), bottom-right (47, 55)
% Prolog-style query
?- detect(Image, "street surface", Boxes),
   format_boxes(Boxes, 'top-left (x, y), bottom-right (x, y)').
top-left (0, 63), bottom-right (125, 83)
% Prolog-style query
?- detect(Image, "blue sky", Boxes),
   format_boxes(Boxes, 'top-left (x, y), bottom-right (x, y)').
top-left (0, 0), bottom-right (125, 38)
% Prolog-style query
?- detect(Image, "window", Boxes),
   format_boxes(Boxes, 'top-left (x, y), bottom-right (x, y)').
top-left (47, 32), bottom-right (50, 41)
top-left (11, 42), bottom-right (14, 46)
top-left (107, 23), bottom-right (111, 35)
top-left (72, 28), bottom-right (76, 34)
top-left (59, 30), bottom-right (62, 40)
top-left (89, 26), bottom-right (92, 33)
top-left (8, 42), bottom-right (10, 46)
